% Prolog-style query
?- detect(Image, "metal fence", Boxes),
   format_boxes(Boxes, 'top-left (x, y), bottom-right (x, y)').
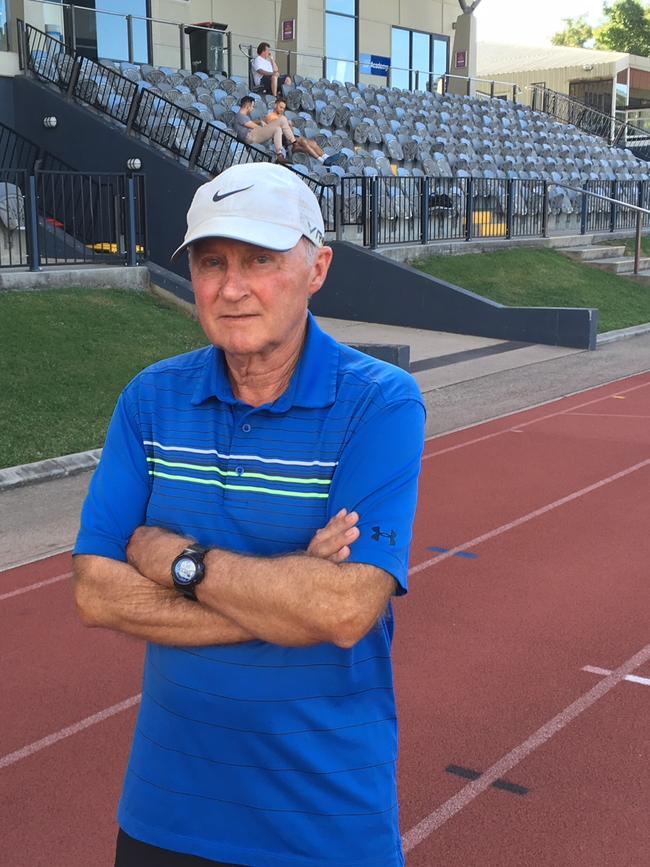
top-left (335, 176), bottom-right (650, 249)
top-left (0, 170), bottom-right (147, 270)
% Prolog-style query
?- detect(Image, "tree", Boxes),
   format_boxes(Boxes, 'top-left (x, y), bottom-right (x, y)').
top-left (551, 16), bottom-right (594, 48)
top-left (594, 0), bottom-right (650, 56)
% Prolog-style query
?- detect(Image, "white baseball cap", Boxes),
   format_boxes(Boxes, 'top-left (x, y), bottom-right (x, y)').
top-left (171, 162), bottom-right (325, 261)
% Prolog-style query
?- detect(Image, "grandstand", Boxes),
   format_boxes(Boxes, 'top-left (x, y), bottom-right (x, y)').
top-left (2, 11), bottom-right (650, 349)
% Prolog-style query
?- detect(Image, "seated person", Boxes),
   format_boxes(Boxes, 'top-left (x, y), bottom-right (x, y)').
top-left (252, 42), bottom-right (292, 97)
top-left (233, 95), bottom-right (296, 165)
top-left (266, 98), bottom-right (344, 167)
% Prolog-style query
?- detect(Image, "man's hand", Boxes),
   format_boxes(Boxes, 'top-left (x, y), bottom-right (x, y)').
top-left (126, 525), bottom-right (190, 587)
top-left (306, 509), bottom-right (360, 563)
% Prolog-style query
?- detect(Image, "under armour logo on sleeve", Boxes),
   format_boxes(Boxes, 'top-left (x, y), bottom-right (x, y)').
top-left (371, 527), bottom-right (397, 545)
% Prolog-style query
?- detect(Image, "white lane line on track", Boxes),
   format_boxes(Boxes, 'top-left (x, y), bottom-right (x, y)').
top-left (402, 642), bottom-right (650, 852)
top-left (0, 695), bottom-right (142, 771)
top-left (408, 457), bottom-right (650, 576)
top-left (0, 572), bottom-right (72, 602)
top-left (567, 413), bottom-right (650, 419)
top-left (583, 665), bottom-right (650, 688)
top-left (422, 378), bottom-right (650, 461)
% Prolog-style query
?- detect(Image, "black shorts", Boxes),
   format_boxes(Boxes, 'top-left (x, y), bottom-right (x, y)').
top-left (115, 829), bottom-right (250, 867)
top-left (259, 73), bottom-right (290, 93)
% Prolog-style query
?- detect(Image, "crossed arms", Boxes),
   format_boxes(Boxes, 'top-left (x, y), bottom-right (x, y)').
top-left (73, 510), bottom-right (396, 650)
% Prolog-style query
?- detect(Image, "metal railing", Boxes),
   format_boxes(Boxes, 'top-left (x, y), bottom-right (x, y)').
top-left (333, 176), bottom-right (650, 252)
top-left (0, 169), bottom-right (147, 270)
top-left (239, 41), bottom-right (519, 100)
top-left (554, 182), bottom-right (650, 274)
top-left (529, 85), bottom-right (650, 161)
top-left (19, 21), bottom-right (336, 232)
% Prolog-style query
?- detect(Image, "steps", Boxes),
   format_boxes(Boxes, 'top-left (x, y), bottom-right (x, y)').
top-left (558, 243), bottom-right (650, 279)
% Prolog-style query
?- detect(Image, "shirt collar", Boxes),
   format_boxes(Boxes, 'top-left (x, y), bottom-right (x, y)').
top-left (191, 312), bottom-right (339, 411)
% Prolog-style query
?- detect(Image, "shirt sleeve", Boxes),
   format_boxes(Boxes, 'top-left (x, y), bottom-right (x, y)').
top-left (74, 382), bottom-right (151, 562)
top-left (327, 398), bottom-right (425, 594)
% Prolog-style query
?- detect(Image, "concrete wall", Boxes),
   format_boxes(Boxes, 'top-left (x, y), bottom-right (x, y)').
top-left (312, 242), bottom-right (598, 350)
top-left (0, 74), bottom-right (15, 124)
top-left (478, 60), bottom-right (622, 108)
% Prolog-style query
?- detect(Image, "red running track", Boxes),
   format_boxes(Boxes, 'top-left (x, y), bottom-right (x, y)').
top-left (1, 372), bottom-right (649, 866)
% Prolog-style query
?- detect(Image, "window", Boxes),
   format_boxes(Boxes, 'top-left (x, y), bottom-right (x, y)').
top-left (391, 28), bottom-right (409, 90)
top-left (325, 0), bottom-right (357, 84)
top-left (96, 0), bottom-right (149, 64)
top-left (391, 27), bottom-right (449, 91)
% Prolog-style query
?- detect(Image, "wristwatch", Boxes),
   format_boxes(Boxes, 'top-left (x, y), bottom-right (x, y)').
top-left (171, 543), bottom-right (210, 600)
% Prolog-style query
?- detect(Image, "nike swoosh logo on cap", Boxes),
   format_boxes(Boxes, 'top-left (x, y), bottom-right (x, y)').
top-left (212, 185), bottom-right (254, 203)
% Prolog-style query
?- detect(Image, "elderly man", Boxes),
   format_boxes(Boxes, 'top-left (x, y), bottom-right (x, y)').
top-left (73, 163), bottom-right (425, 867)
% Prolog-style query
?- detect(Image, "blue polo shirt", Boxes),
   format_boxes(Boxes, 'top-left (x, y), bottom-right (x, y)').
top-left (75, 313), bottom-right (425, 867)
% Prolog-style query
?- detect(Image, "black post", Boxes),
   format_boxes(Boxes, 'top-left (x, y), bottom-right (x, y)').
top-left (505, 179), bottom-right (513, 239)
top-left (634, 211), bottom-right (642, 275)
top-left (126, 175), bottom-right (138, 267)
top-left (370, 177), bottom-right (379, 249)
top-left (420, 176), bottom-right (430, 244)
top-left (126, 88), bottom-right (143, 133)
top-left (188, 122), bottom-right (208, 169)
top-left (26, 174), bottom-right (41, 272)
top-left (542, 182), bottom-right (548, 238)
top-left (226, 31), bottom-right (232, 78)
top-left (464, 177), bottom-right (473, 241)
top-left (66, 56), bottom-right (81, 96)
top-left (609, 180), bottom-right (617, 232)
top-left (580, 185), bottom-right (588, 235)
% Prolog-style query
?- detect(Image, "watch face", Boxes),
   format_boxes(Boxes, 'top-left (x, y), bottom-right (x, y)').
top-left (174, 557), bottom-right (198, 585)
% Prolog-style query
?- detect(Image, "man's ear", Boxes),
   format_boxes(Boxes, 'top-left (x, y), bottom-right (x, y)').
top-left (308, 246), bottom-right (334, 299)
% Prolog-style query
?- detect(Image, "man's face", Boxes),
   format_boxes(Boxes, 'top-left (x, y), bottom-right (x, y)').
top-left (261, 46), bottom-right (271, 59)
top-left (242, 101), bottom-right (253, 115)
top-left (275, 101), bottom-right (286, 115)
top-left (190, 237), bottom-right (332, 362)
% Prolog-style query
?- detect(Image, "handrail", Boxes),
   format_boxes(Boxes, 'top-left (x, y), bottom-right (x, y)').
top-left (528, 84), bottom-right (650, 153)
top-left (240, 42), bottom-right (519, 99)
top-left (553, 181), bottom-right (649, 273)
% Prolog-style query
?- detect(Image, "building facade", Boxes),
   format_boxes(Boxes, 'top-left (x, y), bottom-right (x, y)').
top-left (3, 0), bottom-right (464, 87)
top-left (477, 42), bottom-right (650, 132)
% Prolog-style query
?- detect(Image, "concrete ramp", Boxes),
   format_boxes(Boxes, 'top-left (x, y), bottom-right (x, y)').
top-left (313, 242), bottom-right (598, 350)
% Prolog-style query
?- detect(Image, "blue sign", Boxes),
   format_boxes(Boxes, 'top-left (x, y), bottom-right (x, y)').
top-left (360, 53), bottom-right (390, 78)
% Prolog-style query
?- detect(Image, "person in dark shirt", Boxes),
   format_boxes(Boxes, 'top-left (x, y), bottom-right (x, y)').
top-left (234, 95), bottom-right (296, 164)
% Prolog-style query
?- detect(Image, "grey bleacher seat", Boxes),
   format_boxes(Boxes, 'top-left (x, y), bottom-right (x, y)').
top-left (0, 182), bottom-right (25, 231)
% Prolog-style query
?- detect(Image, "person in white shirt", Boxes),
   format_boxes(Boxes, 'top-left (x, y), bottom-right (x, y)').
top-left (252, 42), bottom-right (292, 96)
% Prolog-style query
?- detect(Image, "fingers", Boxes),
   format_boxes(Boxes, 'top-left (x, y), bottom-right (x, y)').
top-left (306, 509), bottom-right (360, 561)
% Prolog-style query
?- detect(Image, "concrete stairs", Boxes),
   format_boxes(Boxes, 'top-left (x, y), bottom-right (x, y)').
top-left (558, 242), bottom-right (650, 282)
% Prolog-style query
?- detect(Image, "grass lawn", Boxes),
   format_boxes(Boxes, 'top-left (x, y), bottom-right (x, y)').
top-left (411, 246), bottom-right (650, 334)
top-left (0, 288), bottom-right (207, 469)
